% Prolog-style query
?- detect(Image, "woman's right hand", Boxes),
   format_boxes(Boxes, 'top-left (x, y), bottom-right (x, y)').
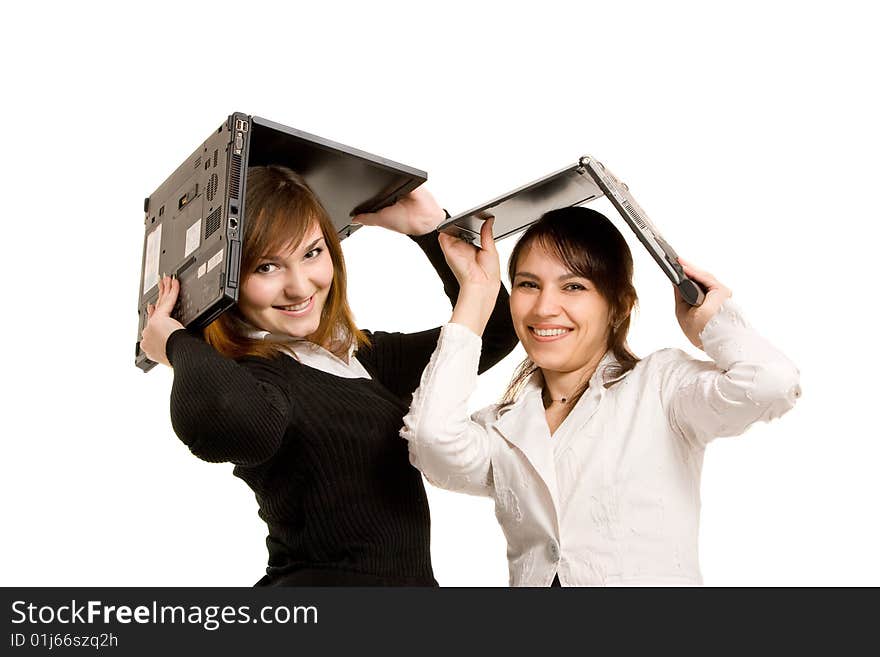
top-left (141, 275), bottom-right (185, 367)
top-left (440, 218), bottom-right (501, 336)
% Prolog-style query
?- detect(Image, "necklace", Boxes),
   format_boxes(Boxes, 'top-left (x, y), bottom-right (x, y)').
top-left (542, 390), bottom-right (569, 405)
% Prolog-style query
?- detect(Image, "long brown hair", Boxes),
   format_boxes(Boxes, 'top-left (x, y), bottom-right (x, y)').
top-left (502, 206), bottom-right (639, 405)
top-left (203, 165), bottom-right (368, 360)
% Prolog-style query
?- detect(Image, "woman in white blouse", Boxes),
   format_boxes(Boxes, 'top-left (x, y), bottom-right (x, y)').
top-left (402, 206), bottom-right (801, 586)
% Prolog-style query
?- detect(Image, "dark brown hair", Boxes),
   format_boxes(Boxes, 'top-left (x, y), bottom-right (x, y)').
top-left (502, 206), bottom-right (639, 404)
top-left (203, 165), bottom-right (368, 360)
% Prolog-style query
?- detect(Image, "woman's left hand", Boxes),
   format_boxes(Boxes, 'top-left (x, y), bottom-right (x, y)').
top-left (674, 258), bottom-right (732, 349)
top-left (351, 185), bottom-right (444, 236)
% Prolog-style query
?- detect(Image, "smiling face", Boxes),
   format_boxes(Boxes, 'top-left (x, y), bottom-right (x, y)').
top-left (238, 222), bottom-right (334, 339)
top-left (510, 243), bottom-right (613, 378)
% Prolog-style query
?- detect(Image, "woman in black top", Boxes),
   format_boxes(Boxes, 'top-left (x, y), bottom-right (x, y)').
top-left (140, 165), bottom-right (517, 585)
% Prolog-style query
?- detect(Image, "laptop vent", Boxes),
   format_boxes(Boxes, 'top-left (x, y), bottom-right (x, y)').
top-left (230, 153), bottom-right (242, 199)
top-left (206, 173), bottom-right (219, 202)
top-left (194, 156), bottom-right (201, 170)
top-left (213, 149), bottom-right (219, 168)
top-left (205, 208), bottom-right (222, 240)
top-left (623, 200), bottom-right (648, 230)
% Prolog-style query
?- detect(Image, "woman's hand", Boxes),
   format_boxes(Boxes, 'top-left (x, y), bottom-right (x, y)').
top-left (141, 275), bottom-right (185, 367)
top-left (438, 217), bottom-right (500, 289)
top-left (674, 258), bottom-right (732, 349)
top-left (350, 186), bottom-right (444, 236)
top-left (441, 219), bottom-right (502, 336)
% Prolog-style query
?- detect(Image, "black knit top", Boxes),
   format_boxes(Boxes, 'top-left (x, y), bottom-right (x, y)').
top-left (164, 232), bottom-right (518, 586)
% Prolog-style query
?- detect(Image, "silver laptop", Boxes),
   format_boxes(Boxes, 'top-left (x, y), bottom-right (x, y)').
top-left (438, 155), bottom-right (705, 306)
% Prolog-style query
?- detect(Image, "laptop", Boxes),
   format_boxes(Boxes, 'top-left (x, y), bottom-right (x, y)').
top-left (136, 112), bottom-right (427, 371)
top-left (438, 155), bottom-right (706, 306)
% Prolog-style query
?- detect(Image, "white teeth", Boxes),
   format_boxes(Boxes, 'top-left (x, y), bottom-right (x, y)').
top-left (533, 328), bottom-right (569, 337)
top-left (278, 297), bottom-right (311, 312)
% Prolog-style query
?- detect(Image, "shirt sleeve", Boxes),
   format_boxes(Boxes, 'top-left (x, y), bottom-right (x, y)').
top-left (400, 322), bottom-right (495, 496)
top-left (660, 300), bottom-right (802, 448)
top-left (358, 228), bottom-right (518, 401)
top-left (165, 329), bottom-right (292, 466)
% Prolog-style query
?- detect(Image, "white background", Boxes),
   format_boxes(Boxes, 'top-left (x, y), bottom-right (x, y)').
top-left (2, 0), bottom-right (877, 586)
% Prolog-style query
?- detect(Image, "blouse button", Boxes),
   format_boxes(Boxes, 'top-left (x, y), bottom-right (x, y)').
top-left (548, 540), bottom-right (560, 561)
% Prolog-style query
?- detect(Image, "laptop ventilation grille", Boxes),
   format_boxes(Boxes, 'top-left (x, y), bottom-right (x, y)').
top-left (206, 173), bottom-right (219, 202)
top-left (205, 208), bottom-right (222, 240)
top-left (622, 200), bottom-right (648, 230)
top-left (230, 154), bottom-right (242, 199)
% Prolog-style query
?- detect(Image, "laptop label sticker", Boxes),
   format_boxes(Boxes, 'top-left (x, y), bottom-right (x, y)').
top-left (185, 219), bottom-right (202, 258)
top-left (197, 262), bottom-right (207, 279)
top-left (207, 249), bottom-right (224, 274)
top-left (143, 224), bottom-right (162, 294)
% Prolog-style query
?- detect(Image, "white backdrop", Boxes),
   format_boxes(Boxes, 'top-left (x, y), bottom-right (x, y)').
top-left (2, 0), bottom-right (877, 586)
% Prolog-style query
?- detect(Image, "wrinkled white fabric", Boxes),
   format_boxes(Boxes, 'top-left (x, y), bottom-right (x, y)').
top-left (401, 301), bottom-right (800, 586)
top-left (246, 328), bottom-right (371, 380)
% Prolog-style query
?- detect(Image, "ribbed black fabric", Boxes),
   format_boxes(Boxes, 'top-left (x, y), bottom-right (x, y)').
top-left (165, 232), bottom-right (518, 586)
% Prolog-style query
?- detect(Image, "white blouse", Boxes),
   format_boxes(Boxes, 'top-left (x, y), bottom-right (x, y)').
top-left (247, 328), bottom-right (371, 380)
top-left (401, 301), bottom-right (800, 586)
